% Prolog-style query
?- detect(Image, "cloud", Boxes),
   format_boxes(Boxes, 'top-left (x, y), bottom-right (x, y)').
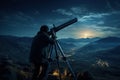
top-left (78, 13), bottom-right (110, 22)
top-left (99, 11), bottom-right (120, 28)
top-left (53, 7), bottom-right (110, 23)
top-left (0, 11), bottom-right (41, 36)
top-left (54, 7), bottom-right (120, 29)
top-left (70, 7), bottom-right (88, 14)
top-left (100, 26), bottom-right (120, 37)
top-left (53, 7), bottom-right (88, 17)
top-left (53, 9), bottom-right (73, 16)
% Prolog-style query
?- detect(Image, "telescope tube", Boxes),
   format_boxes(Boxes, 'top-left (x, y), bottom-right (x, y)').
top-left (50, 18), bottom-right (78, 34)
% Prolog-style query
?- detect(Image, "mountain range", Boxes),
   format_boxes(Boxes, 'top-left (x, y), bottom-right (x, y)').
top-left (0, 35), bottom-right (120, 80)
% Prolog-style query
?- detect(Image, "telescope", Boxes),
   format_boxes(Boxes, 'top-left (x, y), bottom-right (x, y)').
top-left (49, 18), bottom-right (78, 35)
top-left (48, 18), bottom-right (78, 80)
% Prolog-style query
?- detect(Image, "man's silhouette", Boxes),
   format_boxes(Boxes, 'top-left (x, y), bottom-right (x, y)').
top-left (29, 25), bottom-right (54, 80)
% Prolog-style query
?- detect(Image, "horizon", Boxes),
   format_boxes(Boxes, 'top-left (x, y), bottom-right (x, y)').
top-left (0, 34), bottom-right (120, 40)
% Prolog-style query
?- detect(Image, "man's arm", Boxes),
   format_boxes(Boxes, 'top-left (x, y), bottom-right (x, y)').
top-left (43, 32), bottom-right (55, 44)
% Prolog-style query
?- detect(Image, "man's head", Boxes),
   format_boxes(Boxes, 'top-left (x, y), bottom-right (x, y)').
top-left (40, 25), bottom-right (49, 32)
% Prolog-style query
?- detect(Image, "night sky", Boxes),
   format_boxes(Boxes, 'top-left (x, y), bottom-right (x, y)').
top-left (0, 0), bottom-right (120, 38)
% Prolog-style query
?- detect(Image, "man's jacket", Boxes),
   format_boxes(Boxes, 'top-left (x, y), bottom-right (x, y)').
top-left (29, 31), bottom-right (54, 64)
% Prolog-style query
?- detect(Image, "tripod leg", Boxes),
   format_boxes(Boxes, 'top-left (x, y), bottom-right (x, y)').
top-left (56, 40), bottom-right (77, 80)
top-left (54, 43), bottom-right (62, 80)
top-left (48, 44), bottom-right (53, 59)
top-left (48, 44), bottom-right (62, 80)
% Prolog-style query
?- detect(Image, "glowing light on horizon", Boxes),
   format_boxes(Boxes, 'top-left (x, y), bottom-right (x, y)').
top-left (77, 30), bottom-right (96, 38)
top-left (75, 27), bottom-right (102, 38)
top-left (83, 33), bottom-right (89, 38)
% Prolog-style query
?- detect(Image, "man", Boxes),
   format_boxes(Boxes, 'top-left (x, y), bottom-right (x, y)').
top-left (29, 25), bottom-right (54, 80)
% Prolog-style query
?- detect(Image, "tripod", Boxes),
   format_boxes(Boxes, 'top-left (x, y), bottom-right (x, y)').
top-left (48, 30), bottom-right (77, 80)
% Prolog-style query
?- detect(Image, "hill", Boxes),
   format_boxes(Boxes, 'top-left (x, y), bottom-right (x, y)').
top-left (0, 35), bottom-right (32, 63)
top-left (75, 37), bottom-right (120, 56)
top-left (59, 37), bottom-right (100, 48)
